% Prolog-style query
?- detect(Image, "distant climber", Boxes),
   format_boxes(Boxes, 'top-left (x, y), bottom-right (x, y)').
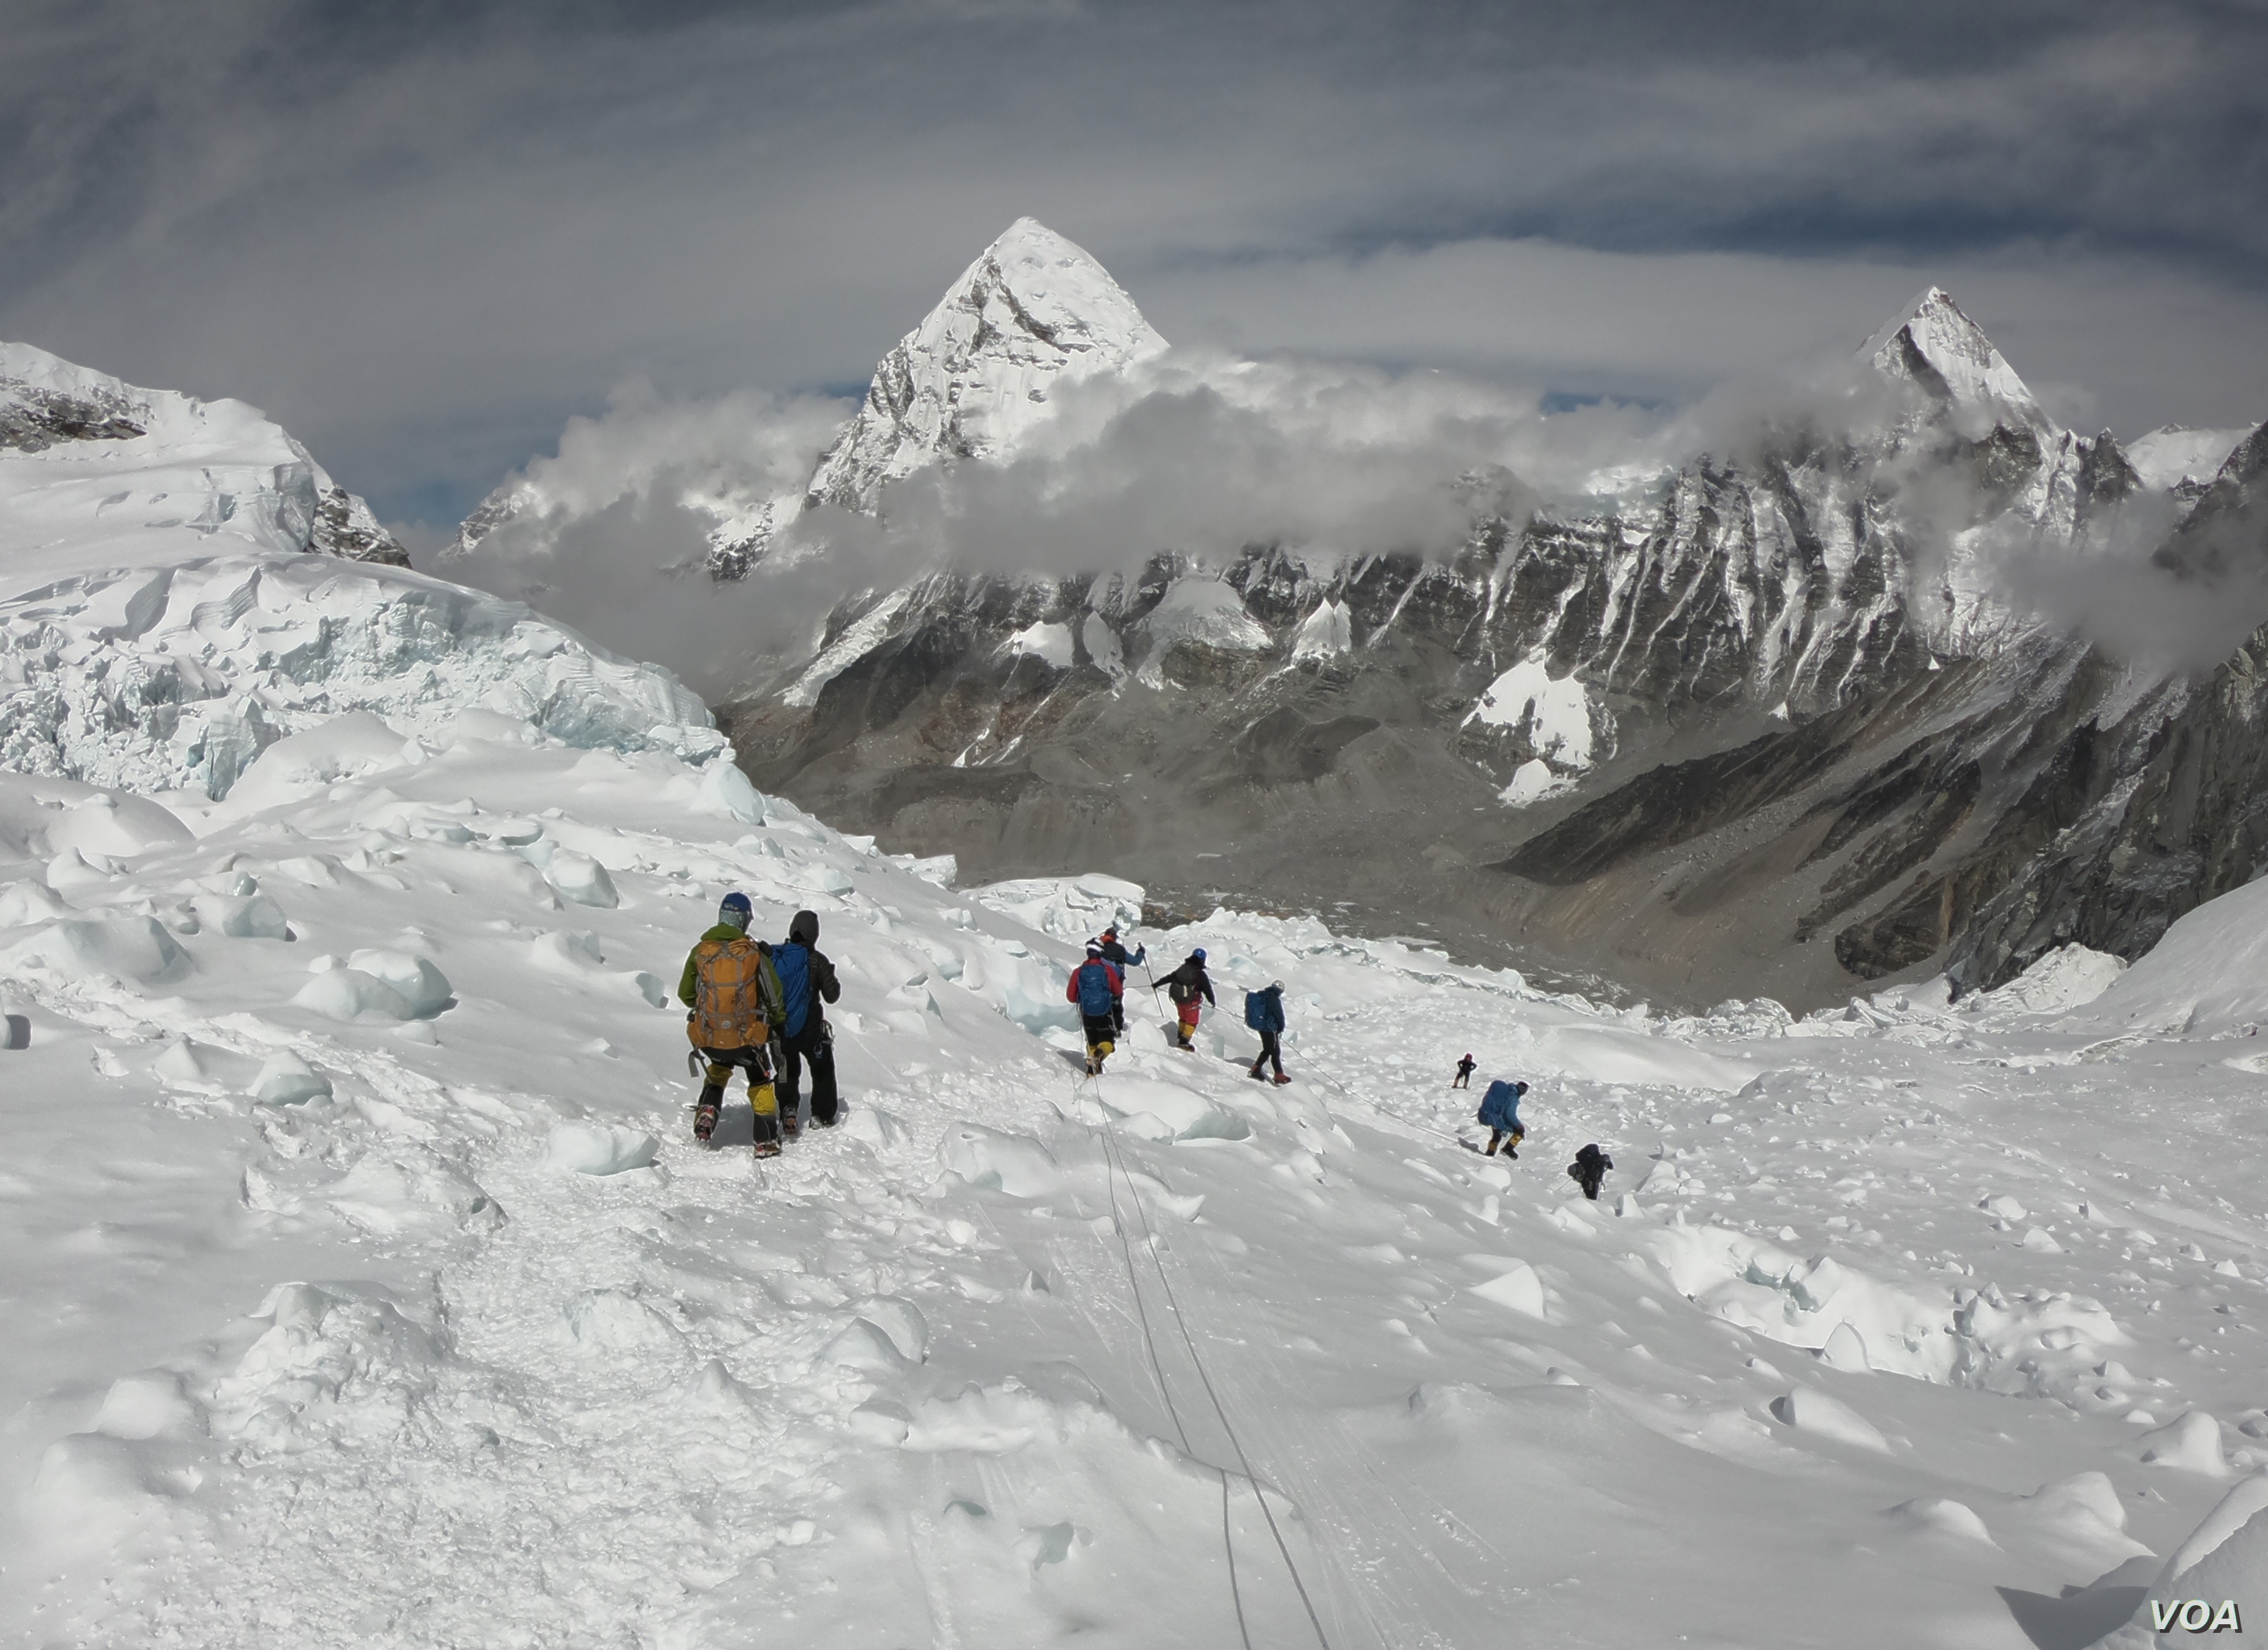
top-left (1245, 981), bottom-right (1289, 1083)
top-left (1162, 947), bottom-right (1215, 1051)
top-left (772, 908), bottom-right (843, 1137)
top-left (679, 893), bottom-right (788, 1157)
top-left (1453, 1053), bottom-right (1477, 1090)
top-left (1067, 940), bottom-right (1124, 1075)
top-left (1097, 926), bottom-right (1146, 1039)
top-left (1477, 1079), bottom-right (1526, 1156)
top-left (1097, 925), bottom-right (1146, 972)
top-left (1569, 1143), bottom-right (1613, 1200)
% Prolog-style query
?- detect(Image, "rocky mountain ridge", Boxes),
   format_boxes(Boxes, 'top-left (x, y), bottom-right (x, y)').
top-left (457, 224), bottom-right (2266, 1009)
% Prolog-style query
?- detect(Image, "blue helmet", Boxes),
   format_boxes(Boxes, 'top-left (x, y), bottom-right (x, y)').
top-left (718, 892), bottom-right (753, 930)
top-left (1192, 947), bottom-right (1206, 961)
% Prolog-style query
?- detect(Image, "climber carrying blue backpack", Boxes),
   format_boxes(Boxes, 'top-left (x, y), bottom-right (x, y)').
top-left (1065, 940), bottom-right (1124, 1075)
top-left (1477, 1078), bottom-right (1527, 1157)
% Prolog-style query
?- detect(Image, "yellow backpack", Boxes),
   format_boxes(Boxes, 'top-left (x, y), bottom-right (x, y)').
top-left (689, 937), bottom-right (782, 1050)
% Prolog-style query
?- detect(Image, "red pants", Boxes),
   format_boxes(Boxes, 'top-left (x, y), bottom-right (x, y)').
top-left (1178, 1000), bottom-right (1201, 1030)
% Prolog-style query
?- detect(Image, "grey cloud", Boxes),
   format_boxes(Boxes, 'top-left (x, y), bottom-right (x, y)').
top-left (1, 1), bottom-right (2262, 524)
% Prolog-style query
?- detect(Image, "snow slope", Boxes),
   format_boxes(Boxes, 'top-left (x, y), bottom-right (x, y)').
top-left (2, 340), bottom-right (408, 575)
top-left (9, 697), bottom-right (2268, 1645)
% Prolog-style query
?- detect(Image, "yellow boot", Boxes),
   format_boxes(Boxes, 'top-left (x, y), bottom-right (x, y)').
top-left (751, 1079), bottom-right (782, 1158)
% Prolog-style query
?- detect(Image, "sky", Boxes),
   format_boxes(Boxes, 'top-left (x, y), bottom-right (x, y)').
top-left (4, 0), bottom-right (2266, 537)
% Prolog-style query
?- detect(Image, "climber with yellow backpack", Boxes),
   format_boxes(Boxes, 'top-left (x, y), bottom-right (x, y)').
top-left (678, 892), bottom-right (790, 1157)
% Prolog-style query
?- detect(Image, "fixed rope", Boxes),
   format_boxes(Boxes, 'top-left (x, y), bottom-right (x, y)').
top-left (1087, 1068), bottom-right (1334, 1650)
top-left (1076, 1064), bottom-right (1255, 1650)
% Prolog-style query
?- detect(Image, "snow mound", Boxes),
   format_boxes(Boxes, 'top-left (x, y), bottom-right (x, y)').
top-left (2077, 876), bottom-right (2268, 1037)
top-left (1961, 943), bottom-right (2126, 1020)
top-left (2100, 1475), bottom-right (2268, 1647)
top-left (0, 774), bottom-right (191, 863)
top-left (971, 871), bottom-right (1143, 943)
top-left (1536, 1024), bottom-right (1754, 1091)
top-left (1, 915), bottom-right (191, 985)
top-left (541, 1123), bottom-right (661, 1177)
top-left (1769, 1386), bottom-right (1890, 1453)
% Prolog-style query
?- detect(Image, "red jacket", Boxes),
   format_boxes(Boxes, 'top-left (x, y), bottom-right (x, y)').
top-left (1066, 957), bottom-right (1124, 1009)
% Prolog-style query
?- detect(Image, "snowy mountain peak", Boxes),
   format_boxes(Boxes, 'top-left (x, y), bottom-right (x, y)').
top-left (1, 338), bottom-right (408, 567)
top-left (1862, 286), bottom-right (2045, 428)
top-left (803, 217), bottom-right (1167, 514)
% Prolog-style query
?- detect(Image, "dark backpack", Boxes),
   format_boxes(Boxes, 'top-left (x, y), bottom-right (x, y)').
top-left (1075, 960), bottom-right (1117, 1017)
top-left (774, 942), bottom-right (813, 1039)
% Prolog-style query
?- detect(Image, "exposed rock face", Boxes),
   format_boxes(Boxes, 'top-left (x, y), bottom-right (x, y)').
top-left (468, 227), bottom-right (2268, 1009)
top-left (0, 383), bottom-right (147, 452)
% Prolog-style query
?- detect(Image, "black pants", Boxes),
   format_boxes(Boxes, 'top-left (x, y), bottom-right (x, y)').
top-left (775, 1019), bottom-right (838, 1126)
top-left (1251, 1028), bottom-right (1284, 1077)
top-left (696, 1044), bottom-right (777, 1142)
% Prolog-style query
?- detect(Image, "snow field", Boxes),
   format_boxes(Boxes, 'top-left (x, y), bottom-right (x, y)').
top-left (5, 713), bottom-right (2268, 1644)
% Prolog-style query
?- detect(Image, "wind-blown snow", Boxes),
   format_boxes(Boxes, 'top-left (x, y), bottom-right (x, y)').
top-left (2125, 424), bottom-right (2255, 498)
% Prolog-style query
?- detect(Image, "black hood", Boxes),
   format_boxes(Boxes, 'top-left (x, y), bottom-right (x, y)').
top-left (789, 909), bottom-right (819, 945)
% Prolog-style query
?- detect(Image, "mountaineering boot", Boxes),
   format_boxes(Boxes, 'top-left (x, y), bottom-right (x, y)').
top-left (752, 1079), bottom-right (782, 1158)
top-left (1271, 1073), bottom-right (1292, 1085)
top-left (693, 1082), bottom-right (724, 1144)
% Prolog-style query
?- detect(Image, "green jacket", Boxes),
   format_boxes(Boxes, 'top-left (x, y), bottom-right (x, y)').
top-left (679, 924), bottom-right (786, 1030)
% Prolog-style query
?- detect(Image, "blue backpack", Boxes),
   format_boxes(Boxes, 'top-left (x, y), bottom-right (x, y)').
top-left (774, 942), bottom-right (813, 1038)
top-left (1244, 988), bottom-right (1282, 1032)
top-left (1477, 1079), bottom-right (1525, 1131)
top-left (1075, 960), bottom-right (1117, 1017)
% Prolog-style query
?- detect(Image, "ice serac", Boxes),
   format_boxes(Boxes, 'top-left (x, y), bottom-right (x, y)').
top-left (1, 341), bottom-right (718, 800)
top-left (802, 216), bottom-right (1167, 518)
top-left (0, 341), bottom-right (409, 569)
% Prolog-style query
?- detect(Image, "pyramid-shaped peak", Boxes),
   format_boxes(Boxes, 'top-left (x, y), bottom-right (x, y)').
top-left (939, 217), bottom-right (1166, 364)
top-left (804, 218), bottom-right (1166, 514)
top-left (1861, 286), bottom-right (2043, 424)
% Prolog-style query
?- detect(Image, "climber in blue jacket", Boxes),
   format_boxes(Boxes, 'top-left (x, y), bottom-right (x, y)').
top-left (1477, 1079), bottom-right (1528, 1157)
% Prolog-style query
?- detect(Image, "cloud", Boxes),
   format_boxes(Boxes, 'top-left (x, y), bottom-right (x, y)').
top-left (0, 0), bottom-right (2261, 527)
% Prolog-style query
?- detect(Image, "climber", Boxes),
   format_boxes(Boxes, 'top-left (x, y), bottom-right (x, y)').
top-left (1244, 980), bottom-right (1289, 1083)
top-left (1097, 925), bottom-right (1144, 1039)
top-left (1569, 1143), bottom-right (1613, 1201)
top-left (1160, 947), bottom-right (1215, 1051)
top-left (678, 893), bottom-right (788, 1158)
top-left (1067, 940), bottom-right (1124, 1075)
top-left (1476, 1078), bottom-right (1526, 1156)
top-left (772, 908), bottom-right (843, 1137)
top-left (1453, 1053), bottom-right (1477, 1090)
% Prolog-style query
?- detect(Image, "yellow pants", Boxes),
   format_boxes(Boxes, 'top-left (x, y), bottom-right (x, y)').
top-left (702, 1058), bottom-right (777, 1118)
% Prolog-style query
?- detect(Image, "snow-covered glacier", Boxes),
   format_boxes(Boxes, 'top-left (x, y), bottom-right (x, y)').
top-left (9, 273), bottom-right (2268, 1650)
top-left (1, 342), bottom-right (721, 798)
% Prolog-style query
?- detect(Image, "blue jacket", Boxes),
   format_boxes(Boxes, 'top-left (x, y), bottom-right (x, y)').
top-left (1244, 986), bottom-right (1285, 1034)
top-left (1477, 1079), bottom-right (1526, 1132)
